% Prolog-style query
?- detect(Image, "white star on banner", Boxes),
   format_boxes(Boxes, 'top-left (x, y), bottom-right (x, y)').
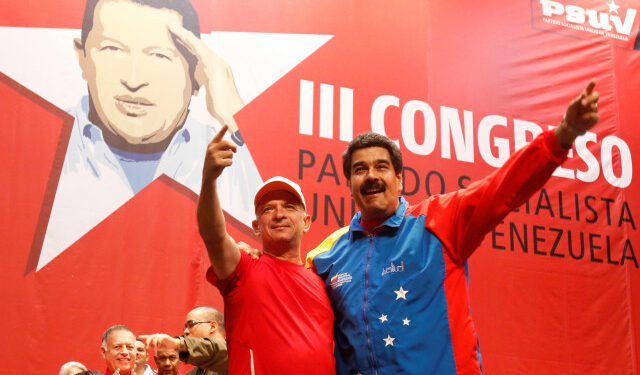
top-left (394, 286), bottom-right (409, 300)
top-left (607, 0), bottom-right (620, 14)
top-left (383, 334), bottom-right (395, 347)
top-left (379, 314), bottom-right (388, 323)
top-left (0, 27), bottom-right (332, 271)
top-left (403, 317), bottom-right (411, 326)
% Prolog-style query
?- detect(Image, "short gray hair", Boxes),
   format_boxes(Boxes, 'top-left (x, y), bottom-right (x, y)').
top-left (101, 324), bottom-right (135, 349)
top-left (58, 361), bottom-right (87, 375)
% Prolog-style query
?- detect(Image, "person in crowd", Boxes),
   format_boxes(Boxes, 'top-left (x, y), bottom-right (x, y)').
top-left (134, 338), bottom-right (155, 375)
top-left (141, 306), bottom-right (228, 375)
top-left (59, 361), bottom-right (87, 375)
top-left (154, 348), bottom-right (181, 375)
top-left (101, 325), bottom-right (137, 375)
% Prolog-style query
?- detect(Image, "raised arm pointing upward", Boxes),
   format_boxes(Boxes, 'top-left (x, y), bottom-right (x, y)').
top-left (197, 124), bottom-right (241, 280)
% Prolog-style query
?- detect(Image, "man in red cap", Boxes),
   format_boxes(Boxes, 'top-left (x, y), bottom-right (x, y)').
top-left (196, 125), bottom-right (336, 375)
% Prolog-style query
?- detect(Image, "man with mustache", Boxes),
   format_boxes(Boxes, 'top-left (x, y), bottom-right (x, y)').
top-left (306, 82), bottom-right (601, 374)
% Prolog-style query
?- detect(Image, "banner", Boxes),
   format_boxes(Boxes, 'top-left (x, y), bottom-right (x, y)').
top-left (1, 0), bottom-right (638, 373)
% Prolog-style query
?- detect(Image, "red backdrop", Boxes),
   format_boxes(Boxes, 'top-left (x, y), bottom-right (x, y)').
top-left (1, 0), bottom-right (639, 373)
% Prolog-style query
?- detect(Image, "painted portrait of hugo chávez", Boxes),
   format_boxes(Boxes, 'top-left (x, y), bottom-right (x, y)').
top-left (33, 0), bottom-right (263, 271)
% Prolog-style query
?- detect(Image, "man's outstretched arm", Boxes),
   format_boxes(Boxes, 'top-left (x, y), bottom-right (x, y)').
top-left (140, 334), bottom-right (228, 374)
top-left (424, 81), bottom-right (600, 263)
top-left (197, 125), bottom-right (241, 280)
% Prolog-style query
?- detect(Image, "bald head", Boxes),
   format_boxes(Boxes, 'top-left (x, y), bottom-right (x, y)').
top-left (184, 306), bottom-right (225, 339)
top-left (154, 348), bottom-right (180, 375)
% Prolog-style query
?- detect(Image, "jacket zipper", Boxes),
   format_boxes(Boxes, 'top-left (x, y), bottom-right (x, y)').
top-left (362, 234), bottom-right (378, 375)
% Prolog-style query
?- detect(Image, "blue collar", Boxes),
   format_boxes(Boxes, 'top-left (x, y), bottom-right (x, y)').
top-left (348, 196), bottom-right (408, 238)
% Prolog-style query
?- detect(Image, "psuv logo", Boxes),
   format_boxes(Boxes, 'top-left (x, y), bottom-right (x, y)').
top-left (534, 0), bottom-right (640, 49)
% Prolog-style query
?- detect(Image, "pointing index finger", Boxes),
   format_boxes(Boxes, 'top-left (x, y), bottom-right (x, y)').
top-left (213, 125), bottom-right (229, 143)
top-left (581, 80), bottom-right (597, 106)
top-left (585, 80), bottom-right (596, 95)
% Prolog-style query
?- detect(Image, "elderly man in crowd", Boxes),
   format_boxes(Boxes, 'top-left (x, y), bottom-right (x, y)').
top-left (101, 325), bottom-right (137, 375)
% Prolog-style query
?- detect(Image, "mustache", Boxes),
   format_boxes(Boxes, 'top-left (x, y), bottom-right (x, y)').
top-left (360, 180), bottom-right (386, 194)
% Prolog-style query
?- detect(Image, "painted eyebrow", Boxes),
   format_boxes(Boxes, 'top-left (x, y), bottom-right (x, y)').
top-left (143, 46), bottom-right (180, 58)
top-left (95, 36), bottom-right (126, 46)
top-left (95, 35), bottom-right (179, 56)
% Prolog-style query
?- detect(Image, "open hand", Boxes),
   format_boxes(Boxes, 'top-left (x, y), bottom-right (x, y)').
top-left (169, 23), bottom-right (245, 140)
top-left (238, 241), bottom-right (262, 259)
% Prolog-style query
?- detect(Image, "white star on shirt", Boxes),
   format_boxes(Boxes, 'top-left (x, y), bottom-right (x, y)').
top-left (403, 317), bottom-right (411, 326)
top-left (607, 0), bottom-right (620, 14)
top-left (394, 286), bottom-right (409, 300)
top-left (378, 314), bottom-right (388, 323)
top-left (383, 334), bottom-right (395, 347)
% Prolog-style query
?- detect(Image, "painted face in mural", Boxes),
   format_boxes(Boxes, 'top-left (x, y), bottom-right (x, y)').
top-left (75, 0), bottom-right (194, 150)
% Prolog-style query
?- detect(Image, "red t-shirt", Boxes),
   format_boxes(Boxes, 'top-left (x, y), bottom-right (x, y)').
top-left (207, 251), bottom-right (336, 375)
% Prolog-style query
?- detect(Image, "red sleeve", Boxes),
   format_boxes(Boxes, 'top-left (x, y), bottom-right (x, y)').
top-left (206, 251), bottom-right (253, 296)
top-left (416, 130), bottom-right (568, 264)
